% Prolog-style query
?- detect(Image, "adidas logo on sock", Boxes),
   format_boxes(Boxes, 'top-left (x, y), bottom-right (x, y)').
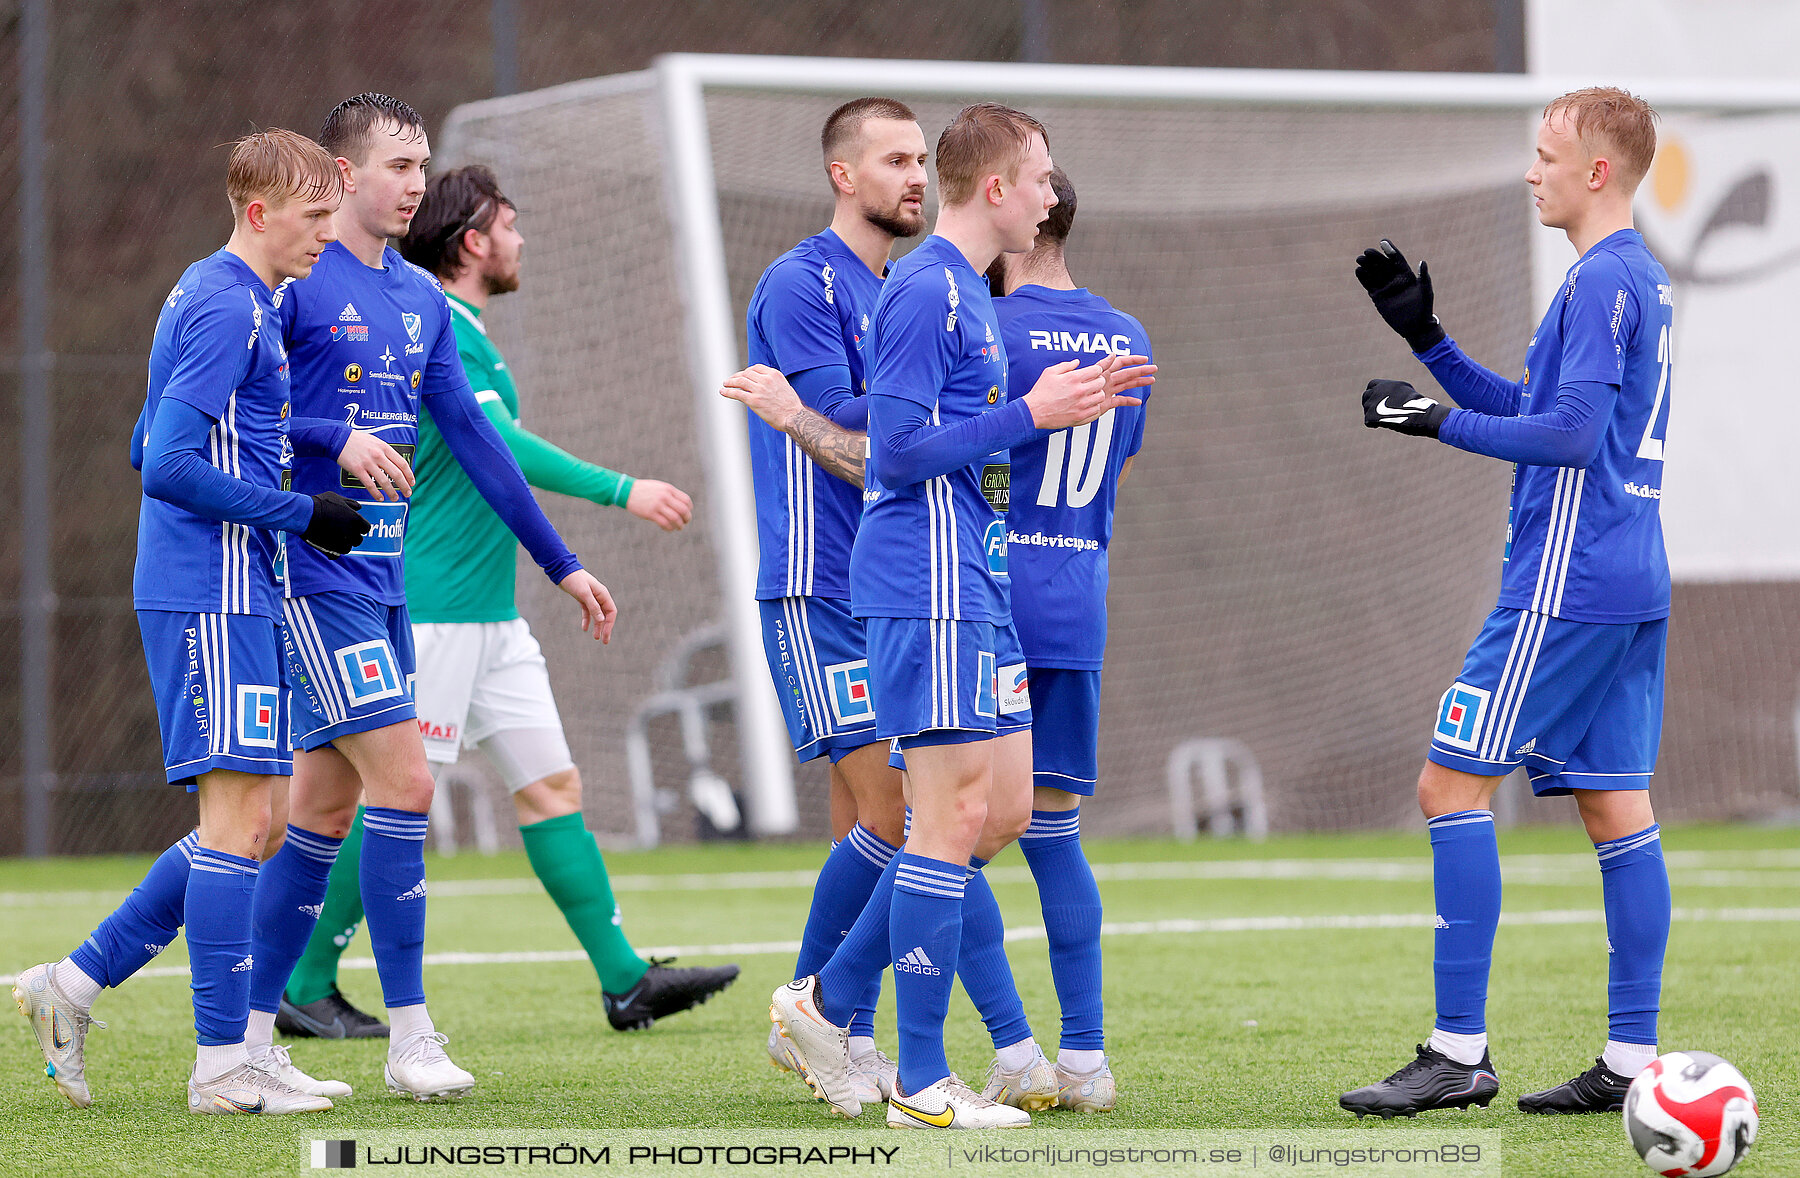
top-left (144, 943), bottom-right (168, 954)
top-left (298, 903), bottom-right (324, 918)
top-left (231, 954), bottom-right (254, 973)
top-left (338, 302), bottom-right (361, 322)
top-left (1433, 915), bottom-right (1451, 929)
top-left (896, 947), bottom-right (941, 976)
top-left (395, 879), bottom-right (428, 902)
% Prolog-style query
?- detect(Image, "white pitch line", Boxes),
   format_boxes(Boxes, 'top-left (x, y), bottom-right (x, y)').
top-left (4, 907), bottom-right (1794, 989)
top-left (4, 852), bottom-right (1796, 909)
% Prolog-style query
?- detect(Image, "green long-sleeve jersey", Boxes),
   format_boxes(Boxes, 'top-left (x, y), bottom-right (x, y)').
top-left (402, 292), bottom-right (634, 623)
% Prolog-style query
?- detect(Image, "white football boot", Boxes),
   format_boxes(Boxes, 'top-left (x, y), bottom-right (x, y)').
top-left (14, 963), bottom-right (104, 1108)
top-left (384, 1030), bottom-right (475, 1101)
top-left (249, 1042), bottom-right (352, 1098)
top-left (887, 1073), bottom-right (1031, 1129)
top-left (188, 1061), bottom-right (333, 1114)
top-left (768, 1023), bottom-right (802, 1074)
top-left (768, 977), bottom-right (860, 1118)
top-left (853, 1045), bottom-right (898, 1103)
top-left (1054, 1056), bottom-right (1117, 1113)
top-left (981, 1043), bottom-right (1063, 1111)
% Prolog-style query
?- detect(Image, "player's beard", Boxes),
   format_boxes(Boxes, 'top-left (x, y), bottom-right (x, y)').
top-left (483, 260), bottom-right (521, 296)
top-left (863, 196), bottom-right (925, 240)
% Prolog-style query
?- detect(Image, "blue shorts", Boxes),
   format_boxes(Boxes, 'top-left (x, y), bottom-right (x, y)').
top-left (758, 596), bottom-right (881, 762)
top-left (1028, 666), bottom-right (1101, 795)
top-left (282, 592), bottom-right (417, 751)
top-left (138, 610), bottom-right (291, 789)
top-left (866, 616), bottom-right (1031, 751)
top-left (1428, 606), bottom-right (1666, 795)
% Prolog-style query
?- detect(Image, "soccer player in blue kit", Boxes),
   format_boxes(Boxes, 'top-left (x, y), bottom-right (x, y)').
top-left (770, 104), bottom-right (1146, 1130)
top-left (257, 93), bottom-right (617, 1102)
top-left (724, 97), bottom-right (927, 1106)
top-left (985, 166), bottom-right (1155, 1113)
top-left (1339, 88), bottom-right (1675, 1119)
top-left (15, 130), bottom-right (382, 1114)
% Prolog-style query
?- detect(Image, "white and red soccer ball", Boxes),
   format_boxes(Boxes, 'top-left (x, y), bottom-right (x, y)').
top-left (1624, 1051), bottom-right (1759, 1177)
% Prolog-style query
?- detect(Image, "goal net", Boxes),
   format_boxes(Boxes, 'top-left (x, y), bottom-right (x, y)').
top-left (440, 57), bottom-right (1800, 843)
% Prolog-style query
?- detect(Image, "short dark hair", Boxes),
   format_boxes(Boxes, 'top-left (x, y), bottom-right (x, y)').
top-left (399, 165), bottom-right (514, 279)
top-left (320, 92), bottom-right (426, 165)
top-left (1037, 166), bottom-right (1076, 245)
top-left (821, 97), bottom-right (917, 180)
top-left (935, 102), bottom-right (1049, 206)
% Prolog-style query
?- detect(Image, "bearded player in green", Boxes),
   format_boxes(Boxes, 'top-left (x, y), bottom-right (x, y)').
top-left (276, 165), bottom-right (738, 1038)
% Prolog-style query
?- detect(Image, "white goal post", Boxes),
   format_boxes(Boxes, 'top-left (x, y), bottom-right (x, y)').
top-left (443, 56), bottom-right (1800, 842)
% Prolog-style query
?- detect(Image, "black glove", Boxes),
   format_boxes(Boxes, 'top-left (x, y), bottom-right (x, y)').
top-left (1354, 239), bottom-right (1446, 353)
top-left (1363, 379), bottom-right (1450, 438)
top-left (303, 491), bottom-right (370, 558)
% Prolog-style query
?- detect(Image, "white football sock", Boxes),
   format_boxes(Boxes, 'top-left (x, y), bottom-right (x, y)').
top-left (245, 1009), bottom-right (277, 1054)
top-left (1428, 1027), bottom-right (1488, 1066)
top-left (1603, 1039), bottom-right (1657, 1078)
top-left (1057, 1048), bottom-right (1105, 1075)
top-left (387, 1003), bottom-right (435, 1046)
top-left (195, 1040), bottom-right (247, 1082)
top-left (994, 1037), bottom-right (1038, 1072)
top-left (848, 1035), bottom-right (877, 1062)
top-left (54, 959), bottom-right (102, 1010)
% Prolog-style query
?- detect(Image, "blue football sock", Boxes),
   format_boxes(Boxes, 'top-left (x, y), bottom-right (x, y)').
top-left (184, 846), bottom-right (259, 1046)
top-left (890, 853), bottom-right (967, 1095)
top-left (797, 825), bottom-right (897, 1038)
top-left (957, 857), bottom-right (1032, 1051)
top-left (69, 831), bottom-right (197, 989)
top-left (1428, 809), bottom-right (1501, 1035)
top-left (1019, 808), bottom-right (1105, 1051)
top-left (1596, 823), bottom-right (1670, 1046)
top-left (359, 806), bottom-right (430, 1010)
top-left (817, 852), bottom-right (901, 1028)
top-left (248, 826), bottom-right (344, 1015)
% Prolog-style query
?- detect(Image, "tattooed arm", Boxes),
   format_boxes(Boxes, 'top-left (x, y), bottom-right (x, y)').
top-left (721, 364), bottom-right (866, 487)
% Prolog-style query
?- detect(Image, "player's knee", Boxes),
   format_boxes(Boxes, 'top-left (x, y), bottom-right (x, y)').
top-left (261, 823), bottom-right (287, 860)
top-left (539, 766), bottom-right (582, 809)
top-left (386, 764), bottom-right (437, 815)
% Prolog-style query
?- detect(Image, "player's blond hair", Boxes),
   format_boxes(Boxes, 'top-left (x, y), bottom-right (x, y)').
top-left (226, 129), bottom-right (340, 217)
top-left (935, 103), bottom-right (1049, 207)
top-left (1543, 87), bottom-right (1659, 189)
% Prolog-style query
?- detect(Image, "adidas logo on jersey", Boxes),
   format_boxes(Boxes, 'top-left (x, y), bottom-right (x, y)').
top-left (231, 954), bottom-right (255, 973)
top-left (299, 903), bottom-right (323, 918)
top-left (896, 947), bottom-right (941, 975)
top-left (395, 879), bottom-right (428, 902)
top-left (339, 302), bottom-right (362, 322)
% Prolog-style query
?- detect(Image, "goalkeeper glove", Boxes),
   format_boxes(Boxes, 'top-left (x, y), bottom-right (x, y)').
top-left (1363, 379), bottom-right (1450, 438)
top-left (303, 491), bottom-right (371, 558)
top-left (1354, 239), bottom-right (1446, 352)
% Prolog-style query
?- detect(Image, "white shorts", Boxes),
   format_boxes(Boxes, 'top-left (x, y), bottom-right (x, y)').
top-left (411, 618), bottom-right (574, 792)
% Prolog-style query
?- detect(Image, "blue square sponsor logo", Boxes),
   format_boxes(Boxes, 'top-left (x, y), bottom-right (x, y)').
top-left (824, 659), bottom-right (875, 727)
top-left (1434, 682), bottom-right (1490, 751)
top-left (976, 650), bottom-right (997, 718)
top-left (984, 519), bottom-right (1007, 577)
top-left (348, 501), bottom-right (407, 558)
top-left (335, 640), bottom-right (405, 704)
top-left (236, 685), bottom-right (280, 748)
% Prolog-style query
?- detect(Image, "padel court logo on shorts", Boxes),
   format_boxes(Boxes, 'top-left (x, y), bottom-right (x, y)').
top-left (824, 659), bottom-right (875, 727)
top-left (236, 685), bottom-right (280, 748)
top-left (998, 662), bottom-right (1030, 715)
top-left (334, 640), bottom-right (405, 704)
top-left (1434, 682), bottom-right (1490, 751)
top-left (976, 651), bottom-right (998, 718)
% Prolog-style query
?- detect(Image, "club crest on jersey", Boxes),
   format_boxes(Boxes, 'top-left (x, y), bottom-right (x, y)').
top-left (1434, 682), bottom-right (1491, 751)
top-left (984, 519), bottom-right (1007, 577)
top-left (236, 685), bottom-right (280, 748)
top-left (824, 659), bottom-right (875, 726)
top-left (998, 662), bottom-right (1030, 715)
top-left (334, 640), bottom-right (405, 704)
top-left (976, 650), bottom-right (997, 718)
top-left (402, 312), bottom-right (421, 343)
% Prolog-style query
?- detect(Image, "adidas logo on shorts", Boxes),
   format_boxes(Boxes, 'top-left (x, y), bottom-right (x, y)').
top-left (896, 947), bottom-right (941, 976)
top-left (395, 879), bottom-right (428, 902)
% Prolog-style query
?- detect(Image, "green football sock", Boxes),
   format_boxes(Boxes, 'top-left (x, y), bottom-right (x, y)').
top-left (284, 807), bottom-right (367, 1006)
top-left (520, 812), bottom-right (648, 993)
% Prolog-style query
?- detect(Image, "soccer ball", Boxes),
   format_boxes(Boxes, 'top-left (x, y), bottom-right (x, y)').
top-left (1623, 1051), bottom-right (1758, 1177)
